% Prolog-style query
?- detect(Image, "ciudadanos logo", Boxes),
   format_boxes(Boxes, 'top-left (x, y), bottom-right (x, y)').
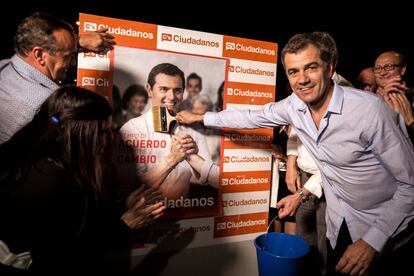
top-left (83, 21), bottom-right (154, 39)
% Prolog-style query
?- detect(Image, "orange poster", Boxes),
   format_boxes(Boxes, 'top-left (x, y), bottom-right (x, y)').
top-left (77, 13), bottom-right (277, 254)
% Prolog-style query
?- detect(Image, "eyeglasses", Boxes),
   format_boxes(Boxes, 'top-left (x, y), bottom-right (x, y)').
top-left (372, 64), bottom-right (401, 74)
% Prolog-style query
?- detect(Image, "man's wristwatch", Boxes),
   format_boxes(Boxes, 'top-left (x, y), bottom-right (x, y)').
top-left (297, 188), bottom-right (309, 203)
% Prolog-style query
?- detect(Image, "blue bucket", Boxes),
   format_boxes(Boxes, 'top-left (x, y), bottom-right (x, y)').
top-left (254, 233), bottom-right (309, 276)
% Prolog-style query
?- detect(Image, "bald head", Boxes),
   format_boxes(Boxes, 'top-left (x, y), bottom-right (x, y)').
top-left (375, 51), bottom-right (405, 67)
top-left (356, 68), bottom-right (377, 92)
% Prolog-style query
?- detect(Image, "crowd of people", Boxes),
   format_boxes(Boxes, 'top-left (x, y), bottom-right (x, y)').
top-left (1, 11), bottom-right (413, 276)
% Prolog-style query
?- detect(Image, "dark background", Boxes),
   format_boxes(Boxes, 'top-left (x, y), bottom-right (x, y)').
top-left (2, 1), bottom-right (412, 100)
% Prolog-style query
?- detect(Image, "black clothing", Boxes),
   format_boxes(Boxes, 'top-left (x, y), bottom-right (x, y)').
top-left (0, 158), bottom-right (129, 274)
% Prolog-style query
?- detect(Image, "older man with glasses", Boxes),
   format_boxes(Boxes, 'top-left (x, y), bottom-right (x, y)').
top-left (374, 51), bottom-right (414, 144)
top-left (374, 51), bottom-right (407, 96)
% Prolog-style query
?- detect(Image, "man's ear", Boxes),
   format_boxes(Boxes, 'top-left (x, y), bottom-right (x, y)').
top-left (400, 65), bottom-right (407, 76)
top-left (328, 63), bottom-right (335, 79)
top-left (146, 83), bottom-right (153, 98)
top-left (32, 46), bottom-right (46, 66)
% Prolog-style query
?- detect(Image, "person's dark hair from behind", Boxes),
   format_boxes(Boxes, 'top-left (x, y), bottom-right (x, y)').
top-left (14, 12), bottom-right (76, 57)
top-left (122, 84), bottom-right (149, 110)
top-left (147, 63), bottom-right (185, 91)
top-left (0, 86), bottom-right (112, 197)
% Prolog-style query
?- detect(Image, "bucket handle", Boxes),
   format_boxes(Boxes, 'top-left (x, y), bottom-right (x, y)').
top-left (259, 212), bottom-right (279, 250)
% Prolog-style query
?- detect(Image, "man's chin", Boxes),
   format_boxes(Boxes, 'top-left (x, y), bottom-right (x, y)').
top-left (165, 107), bottom-right (177, 115)
top-left (297, 95), bottom-right (314, 104)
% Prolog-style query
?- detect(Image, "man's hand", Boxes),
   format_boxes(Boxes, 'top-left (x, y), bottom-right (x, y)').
top-left (276, 193), bottom-right (301, 218)
top-left (178, 134), bottom-right (199, 155)
top-left (167, 134), bottom-right (198, 166)
top-left (389, 92), bottom-right (414, 125)
top-left (78, 28), bottom-right (116, 52)
top-left (377, 75), bottom-right (407, 98)
top-left (176, 110), bottom-right (204, 125)
top-left (168, 135), bottom-right (189, 165)
top-left (336, 239), bottom-right (376, 276)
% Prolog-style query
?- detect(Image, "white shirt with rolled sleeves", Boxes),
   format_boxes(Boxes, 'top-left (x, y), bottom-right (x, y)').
top-left (287, 127), bottom-right (322, 198)
top-left (117, 110), bottom-right (217, 200)
top-left (204, 83), bottom-right (414, 252)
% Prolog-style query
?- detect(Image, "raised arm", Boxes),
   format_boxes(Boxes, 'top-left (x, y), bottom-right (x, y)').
top-left (175, 110), bottom-right (204, 125)
top-left (177, 100), bottom-right (291, 130)
top-left (78, 28), bottom-right (116, 52)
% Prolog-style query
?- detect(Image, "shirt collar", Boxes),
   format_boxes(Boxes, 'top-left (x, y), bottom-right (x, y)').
top-left (11, 54), bottom-right (59, 91)
top-left (327, 83), bottom-right (344, 115)
top-left (290, 93), bottom-right (307, 112)
top-left (290, 82), bottom-right (344, 115)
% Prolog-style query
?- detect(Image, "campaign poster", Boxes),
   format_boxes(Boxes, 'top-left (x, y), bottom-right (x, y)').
top-left (113, 47), bottom-right (225, 219)
top-left (77, 13), bottom-right (277, 254)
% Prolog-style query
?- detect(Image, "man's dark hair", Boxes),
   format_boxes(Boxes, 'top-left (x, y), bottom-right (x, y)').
top-left (122, 84), bottom-right (149, 110)
top-left (14, 12), bottom-right (76, 57)
top-left (187, 72), bottom-right (202, 89)
top-left (281, 32), bottom-right (338, 71)
top-left (147, 63), bottom-right (185, 91)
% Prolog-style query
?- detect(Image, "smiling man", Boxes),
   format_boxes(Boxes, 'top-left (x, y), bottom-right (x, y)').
top-left (176, 32), bottom-right (414, 275)
top-left (117, 63), bottom-right (218, 203)
top-left (374, 51), bottom-right (407, 98)
top-left (373, 51), bottom-right (414, 144)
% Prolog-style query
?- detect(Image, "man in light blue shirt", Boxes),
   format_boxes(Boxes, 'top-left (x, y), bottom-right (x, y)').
top-left (0, 12), bottom-right (115, 145)
top-left (176, 32), bottom-right (414, 275)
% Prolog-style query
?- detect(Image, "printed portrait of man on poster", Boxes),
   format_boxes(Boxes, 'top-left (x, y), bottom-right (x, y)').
top-left (113, 47), bottom-right (226, 219)
top-left (77, 13), bottom-right (277, 252)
